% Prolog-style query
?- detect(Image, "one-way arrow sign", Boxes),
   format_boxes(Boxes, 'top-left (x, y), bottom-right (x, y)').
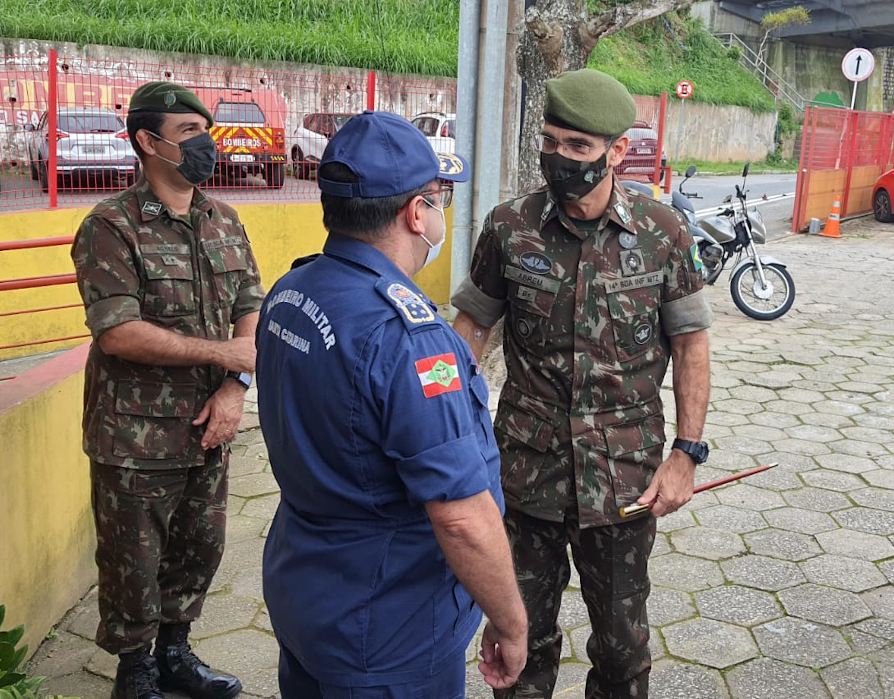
top-left (842, 48), bottom-right (874, 82)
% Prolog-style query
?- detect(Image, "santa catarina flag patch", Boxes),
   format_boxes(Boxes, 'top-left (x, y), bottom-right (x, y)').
top-left (415, 353), bottom-right (462, 397)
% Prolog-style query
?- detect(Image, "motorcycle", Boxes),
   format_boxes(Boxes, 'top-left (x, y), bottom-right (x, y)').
top-left (676, 164), bottom-right (795, 321)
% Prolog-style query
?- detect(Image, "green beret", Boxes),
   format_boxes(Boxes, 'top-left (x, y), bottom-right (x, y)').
top-left (128, 81), bottom-right (213, 127)
top-left (544, 69), bottom-right (636, 137)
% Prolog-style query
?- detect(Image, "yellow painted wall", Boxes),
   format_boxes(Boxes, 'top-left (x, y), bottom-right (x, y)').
top-left (0, 203), bottom-right (453, 361)
top-left (0, 344), bottom-right (96, 656)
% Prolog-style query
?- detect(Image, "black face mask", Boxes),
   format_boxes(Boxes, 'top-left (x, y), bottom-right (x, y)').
top-left (151, 131), bottom-right (217, 185)
top-left (540, 151), bottom-right (610, 202)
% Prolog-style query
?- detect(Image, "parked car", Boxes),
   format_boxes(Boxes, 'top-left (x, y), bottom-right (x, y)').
top-left (197, 87), bottom-right (288, 188)
top-left (872, 169), bottom-right (894, 222)
top-left (411, 112), bottom-right (456, 154)
top-left (25, 107), bottom-right (137, 192)
top-left (290, 112), bottom-right (355, 179)
top-left (617, 120), bottom-right (666, 182)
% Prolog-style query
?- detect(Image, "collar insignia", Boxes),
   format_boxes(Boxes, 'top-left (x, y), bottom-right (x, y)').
top-left (614, 202), bottom-right (632, 226)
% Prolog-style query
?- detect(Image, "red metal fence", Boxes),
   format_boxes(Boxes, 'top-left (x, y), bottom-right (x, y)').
top-left (0, 50), bottom-right (457, 212)
top-left (792, 106), bottom-right (894, 232)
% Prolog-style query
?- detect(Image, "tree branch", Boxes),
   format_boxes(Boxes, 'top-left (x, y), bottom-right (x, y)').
top-left (526, 7), bottom-right (566, 74)
top-left (580, 0), bottom-right (697, 54)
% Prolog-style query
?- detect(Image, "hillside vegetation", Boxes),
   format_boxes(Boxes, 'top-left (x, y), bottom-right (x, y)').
top-left (590, 15), bottom-right (776, 113)
top-left (0, 0), bottom-right (773, 112)
top-left (0, 0), bottom-right (461, 75)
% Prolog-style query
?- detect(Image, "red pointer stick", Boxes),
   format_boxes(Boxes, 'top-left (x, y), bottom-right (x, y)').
top-left (619, 463), bottom-right (777, 518)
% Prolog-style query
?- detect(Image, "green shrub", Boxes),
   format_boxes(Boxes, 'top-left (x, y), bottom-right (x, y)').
top-left (0, 606), bottom-right (46, 699)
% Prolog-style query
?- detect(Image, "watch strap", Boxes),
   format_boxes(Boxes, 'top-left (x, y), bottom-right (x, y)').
top-left (672, 438), bottom-right (709, 464)
top-left (226, 371), bottom-right (252, 389)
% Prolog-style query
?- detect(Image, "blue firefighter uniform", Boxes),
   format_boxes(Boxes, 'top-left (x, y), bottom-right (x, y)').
top-left (256, 233), bottom-right (503, 694)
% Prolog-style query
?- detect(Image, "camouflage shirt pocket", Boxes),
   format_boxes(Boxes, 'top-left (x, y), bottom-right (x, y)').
top-left (606, 286), bottom-right (660, 363)
top-left (493, 406), bottom-right (555, 503)
top-left (602, 414), bottom-right (666, 502)
top-left (111, 380), bottom-right (198, 460)
top-left (141, 253), bottom-right (196, 317)
top-left (203, 237), bottom-right (249, 309)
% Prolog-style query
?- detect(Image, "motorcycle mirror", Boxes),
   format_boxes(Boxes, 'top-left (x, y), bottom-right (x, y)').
top-left (723, 194), bottom-right (732, 203)
top-left (685, 165), bottom-right (697, 178)
top-left (742, 162), bottom-right (750, 178)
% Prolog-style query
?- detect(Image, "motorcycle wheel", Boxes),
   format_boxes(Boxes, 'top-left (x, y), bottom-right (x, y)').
top-left (730, 262), bottom-right (795, 321)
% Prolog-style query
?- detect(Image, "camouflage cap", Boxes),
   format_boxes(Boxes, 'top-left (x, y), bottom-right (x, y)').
top-left (544, 69), bottom-right (636, 137)
top-left (128, 81), bottom-right (213, 127)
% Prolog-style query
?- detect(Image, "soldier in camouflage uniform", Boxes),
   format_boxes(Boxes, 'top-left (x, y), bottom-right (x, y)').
top-left (71, 82), bottom-right (264, 699)
top-left (451, 69), bottom-right (713, 698)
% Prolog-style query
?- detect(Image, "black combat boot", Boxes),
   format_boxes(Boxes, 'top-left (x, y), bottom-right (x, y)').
top-left (154, 623), bottom-right (242, 699)
top-left (111, 647), bottom-right (164, 699)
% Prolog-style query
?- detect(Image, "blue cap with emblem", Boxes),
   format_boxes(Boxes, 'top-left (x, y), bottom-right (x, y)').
top-left (318, 110), bottom-right (469, 198)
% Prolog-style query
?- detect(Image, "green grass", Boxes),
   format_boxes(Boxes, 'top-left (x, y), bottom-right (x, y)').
top-left (590, 15), bottom-right (777, 113)
top-left (0, 0), bottom-right (461, 76)
top-left (0, 1), bottom-right (777, 114)
top-left (675, 158), bottom-right (799, 175)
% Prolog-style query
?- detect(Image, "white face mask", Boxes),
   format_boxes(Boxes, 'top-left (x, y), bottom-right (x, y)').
top-left (420, 197), bottom-right (446, 269)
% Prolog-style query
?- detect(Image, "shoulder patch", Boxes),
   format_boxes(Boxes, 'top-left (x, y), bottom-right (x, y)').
top-left (415, 353), bottom-right (462, 397)
top-left (690, 243), bottom-right (704, 271)
top-left (377, 281), bottom-right (437, 330)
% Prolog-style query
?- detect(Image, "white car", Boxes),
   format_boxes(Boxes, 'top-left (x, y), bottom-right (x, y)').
top-left (25, 107), bottom-right (137, 192)
top-left (290, 112), bottom-right (355, 179)
top-left (411, 112), bottom-right (456, 154)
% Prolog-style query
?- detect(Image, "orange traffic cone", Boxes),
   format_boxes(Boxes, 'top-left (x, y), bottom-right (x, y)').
top-left (821, 195), bottom-right (841, 238)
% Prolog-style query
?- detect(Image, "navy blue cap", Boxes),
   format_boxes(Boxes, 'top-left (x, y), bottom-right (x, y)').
top-left (318, 110), bottom-right (469, 198)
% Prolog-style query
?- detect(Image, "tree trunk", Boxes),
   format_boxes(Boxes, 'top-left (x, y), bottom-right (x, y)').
top-left (515, 0), bottom-right (698, 194)
top-left (517, 0), bottom-right (590, 193)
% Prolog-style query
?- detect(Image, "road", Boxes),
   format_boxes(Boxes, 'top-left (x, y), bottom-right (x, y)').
top-left (661, 172), bottom-right (798, 241)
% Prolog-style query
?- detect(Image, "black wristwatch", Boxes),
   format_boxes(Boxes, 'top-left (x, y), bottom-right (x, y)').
top-left (672, 438), bottom-right (709, 464)
top-left (226, 371), bottom-right (252, 390)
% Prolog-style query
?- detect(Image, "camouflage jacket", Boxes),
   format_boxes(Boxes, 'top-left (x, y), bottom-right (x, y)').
top-left (71, 178), bottom-right (265, 469)
top-left (451, 179), bottom-right (713, 526)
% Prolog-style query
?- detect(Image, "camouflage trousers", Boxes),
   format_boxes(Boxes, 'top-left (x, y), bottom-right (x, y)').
top-left (495, 508), bottom-right (656, 699)
top-left (90, 452), bottom-right (228, 655)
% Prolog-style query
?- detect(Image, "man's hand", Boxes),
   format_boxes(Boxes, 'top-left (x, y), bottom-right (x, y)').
top-left (636, 448), bottom-right (696, 518)
top-left (193, 380), bottom-right (246, 449)
top-left (479, 620), bottom-right (527, 689)
top-left (217, 336), bottom-right (257, 374)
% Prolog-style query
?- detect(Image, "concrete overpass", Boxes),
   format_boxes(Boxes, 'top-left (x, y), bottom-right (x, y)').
top-left (717, 0), bottom-right (894, 49)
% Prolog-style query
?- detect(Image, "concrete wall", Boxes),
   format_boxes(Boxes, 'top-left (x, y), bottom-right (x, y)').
top-left (656, 99), bottom-right (776, 163)
top-left (691, 0), bottom-right (889, 113)
top-left (0, 343), bottom-right (95, 657)
top-left (0, 203), bottom-right (455, 361)
top-left (0, 38), bottom-right (456, 163)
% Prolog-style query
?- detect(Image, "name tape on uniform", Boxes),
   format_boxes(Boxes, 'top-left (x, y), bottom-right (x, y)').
top-left (604, 272), bottom-right (661, 294)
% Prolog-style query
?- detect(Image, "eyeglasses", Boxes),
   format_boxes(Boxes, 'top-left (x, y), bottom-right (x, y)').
top-left (533, 133), bottom-right (602, 158)
top-left (397, 185), bottom-right (454, 215)
top-left (420, 185), bottom-right (454, 208)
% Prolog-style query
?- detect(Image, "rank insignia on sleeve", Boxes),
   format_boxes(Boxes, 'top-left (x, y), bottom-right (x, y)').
top-left (386, 282), bottom-right (436, 324)
top-left (690, 243), bottom-right (704, 271)
top-left (415, 353), bottom-right (462, 397)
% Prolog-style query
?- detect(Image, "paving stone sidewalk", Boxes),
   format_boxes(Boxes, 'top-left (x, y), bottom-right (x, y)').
top-left (30, 220), bottom-right (894, 698)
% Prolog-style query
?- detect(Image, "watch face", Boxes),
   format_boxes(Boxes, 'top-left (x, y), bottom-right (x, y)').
top-left (674, 439), bottom-right (709, 463)
top-left (695, 442), bottom-right (709, 462)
